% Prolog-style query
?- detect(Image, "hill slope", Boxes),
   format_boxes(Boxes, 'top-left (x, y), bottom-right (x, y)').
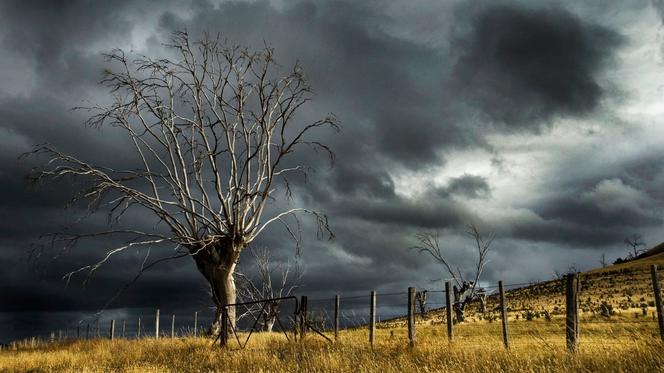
top-left (381, 252), bottom-right (664, 327)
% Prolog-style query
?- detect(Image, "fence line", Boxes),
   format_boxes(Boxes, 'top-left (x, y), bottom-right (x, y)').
top-left (5, 270), bottom-right (664, 352)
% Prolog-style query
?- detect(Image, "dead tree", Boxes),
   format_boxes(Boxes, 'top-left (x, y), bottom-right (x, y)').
top-left (476, 288), bottom-right (487, 313)
top-left (599, 253), bottom-right (607, 268)
top-left (624, 234), bottom-right (646, 259)
top-left (27, 31), bottom-right (338, 336)
top-left (235, 247), bottom-right (302, 332)
top-left (411, 224), bottom-right (493, 322)
top-left (415, 290), bottom-right (428, 316)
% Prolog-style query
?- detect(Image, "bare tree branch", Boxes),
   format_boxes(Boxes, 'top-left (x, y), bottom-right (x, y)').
top-left (410, 223), bottom-right (493, 322)
top-left (25, 31), bottom-right (337, 335)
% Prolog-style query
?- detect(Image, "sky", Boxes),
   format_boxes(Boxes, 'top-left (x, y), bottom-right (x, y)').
top-left (2, 0), bottom-right (664, 342)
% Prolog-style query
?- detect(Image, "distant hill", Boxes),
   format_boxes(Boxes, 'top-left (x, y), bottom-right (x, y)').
top-left (380, 248), bottom-right (664, 327)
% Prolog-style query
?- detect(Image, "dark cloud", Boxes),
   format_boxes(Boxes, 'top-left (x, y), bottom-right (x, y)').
top-left (0, 0), bottom-right (660, 343)
top-left (442, 174), bottom-right (491, 199)
top-left (448, 3), bottom-right (623, 130)
top-left (158, 0), bottom-right (461, 168)
top-left (490, 175), bottom-right (663, 247)
top-left (330, 164), bottom-right (396, 199)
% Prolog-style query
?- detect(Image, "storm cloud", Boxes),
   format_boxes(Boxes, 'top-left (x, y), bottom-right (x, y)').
top-left (1, 0), bottom-right (664, 342)
top-left (448, 3), bottom-right (623, 131)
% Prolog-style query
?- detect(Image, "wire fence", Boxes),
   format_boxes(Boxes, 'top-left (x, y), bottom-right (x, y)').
top-left (5, 268), bottom-right (664, 352)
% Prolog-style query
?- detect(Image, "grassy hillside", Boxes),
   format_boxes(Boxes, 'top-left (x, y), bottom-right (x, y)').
top-left (2, 257), bottom-right (664, 372)
top-left (379, 252), bottom-right (664, 329)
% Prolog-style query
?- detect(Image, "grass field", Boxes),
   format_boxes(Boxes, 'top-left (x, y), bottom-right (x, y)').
top-left (1, 318), bottom-right (663, 373)
top-left (3, 255), bottom-right (664, 372)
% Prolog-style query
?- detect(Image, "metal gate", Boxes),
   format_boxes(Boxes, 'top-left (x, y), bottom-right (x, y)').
top-left (215, 295), bottom-right (332, 348)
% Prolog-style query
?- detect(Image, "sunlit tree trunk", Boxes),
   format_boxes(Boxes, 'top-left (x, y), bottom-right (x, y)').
top-left (192, 240), bottom-right (242, 334)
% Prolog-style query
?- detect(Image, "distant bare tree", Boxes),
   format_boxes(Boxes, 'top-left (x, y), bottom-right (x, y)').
top-left (415, 290), bottom-right (428, 316)
top-left (235, 247), bottom-right (302, 332)
top-left (552, 269), bottom-right (564, 280)
top-left (553, 265), bottom-right (578, 280)
top-left (27, 31), bottom-right (337, 336)
top-left (624, 234), bottom-right (646, 259)
top-left (411, 223), bottom-right (493, 322)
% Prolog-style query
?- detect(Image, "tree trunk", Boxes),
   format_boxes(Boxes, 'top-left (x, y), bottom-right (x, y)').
top-left (264, 302), bottom-right (278, 332)
top-left (454, 304), bottom-right (465, 322)
top-left (479, 296), bottom-right (486, 314)
top-left (452, 285), bottom-right (465, 322)
top-left (191, 239), bottom-right (242, 337)
top-left (264, 316), bottom-right (276, 332)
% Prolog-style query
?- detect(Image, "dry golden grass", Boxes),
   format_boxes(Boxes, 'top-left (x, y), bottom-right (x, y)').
top-left (3, 255), bottom-right (664, 372)
top-left (2, 318), bottom-right (663, 373)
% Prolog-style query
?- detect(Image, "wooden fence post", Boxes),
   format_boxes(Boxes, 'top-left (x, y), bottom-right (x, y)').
top-left (110, 320), bottom-right (115, 340)
top-left (220, 307), bottom-right (229, 347)
top-left (194, 312), bottom-right (198, 337)
top-left (86, 324), bottom-right (90, 339)
top-left (121, 320), bottom-right (126, 338)
top-left (651, 265), bottom-right (664, 342)
top-left (499, 281), bottom-right (509, 349)
top-left (334, 295), bottom-right (340, 341)
top-left (155, 309), bottom-right (160, 339)
top-left (566, 273), bottom-right (579, 352)
top-left (369, 290), bottom-right (376, 347)
top-left (137, 317), bottom-right (141, 338)
top-left (445, 281), bottom-right (453, 341)
top-left (293, 298), bottom-right (299, 342)
top-left (300, 296), bottom-right (308, 339)
top-left (77, 326), bottom-right (80, 339)
top-left (408, 287), bottom-right (415, 347)
top-left (171, 314), bottom-right (175, 338)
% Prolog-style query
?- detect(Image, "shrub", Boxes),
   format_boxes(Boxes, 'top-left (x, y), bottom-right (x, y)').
top-left (599, 302), bottom-right (615, 317)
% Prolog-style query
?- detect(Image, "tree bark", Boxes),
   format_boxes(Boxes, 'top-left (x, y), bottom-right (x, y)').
top-left (478, 296), bottom-right (486, 314)
top-left (454, 304), bottom-right (466, 322)
top-left (264, 302), bottom-right (278, 332)
top-left (191, 239), bottom-right (242, 337)
top-left (452, 285), bottom-right (467, 322)
top-left (264, 316), bottom-right (276, 333)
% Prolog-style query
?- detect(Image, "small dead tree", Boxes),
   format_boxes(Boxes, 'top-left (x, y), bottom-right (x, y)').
top-left (411, 224), bottom-right (493, 322)
top-left (476, 288), bottom-right (487, 313)
top-left (415, 290), bottom-right (428, 316)
top-left (624, 234), bottom-right (646, 259)
top-left (27, 31), bottom-right (338, 336)
top-left (235, 247), bottom-right (301, 332)
top-left (599, 253), bottom-right (607, 268)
